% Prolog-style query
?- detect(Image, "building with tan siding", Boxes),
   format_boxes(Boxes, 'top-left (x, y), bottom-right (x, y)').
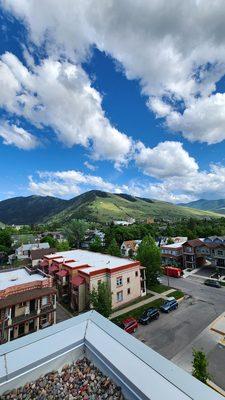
top-left (41, 250), bottom-right (146, 312)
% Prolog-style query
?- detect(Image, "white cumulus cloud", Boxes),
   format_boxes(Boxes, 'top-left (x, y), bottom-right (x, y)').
top-left (0, 122), bottom-right (38, 149)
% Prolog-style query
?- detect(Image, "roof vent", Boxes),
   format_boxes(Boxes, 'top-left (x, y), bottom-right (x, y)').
top-left (10, 277), bottom-right (18, 281)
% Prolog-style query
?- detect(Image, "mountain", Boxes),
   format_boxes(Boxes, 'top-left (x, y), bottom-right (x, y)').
top-left (180, 199), bottom-right (225, 215)
top-left (0, 191), bottom-right (224, 225)
top-left (0, 195), bottom-right (68, 224)
top-left (48, 190), bottom-right (225, 224)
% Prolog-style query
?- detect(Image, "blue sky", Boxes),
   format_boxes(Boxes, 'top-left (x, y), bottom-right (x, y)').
top-left (1, 1), bottom-right (225, 203)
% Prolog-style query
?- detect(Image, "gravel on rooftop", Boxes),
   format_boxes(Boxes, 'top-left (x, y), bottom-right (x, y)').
top-left (2, 357), bottom-right (125, 400)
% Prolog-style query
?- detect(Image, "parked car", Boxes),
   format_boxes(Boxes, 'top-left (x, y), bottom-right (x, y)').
top-left (118, 317), bottom-right (138, 333)
top-left (156, 277), bottom-right (163, 284)
top-left (204, 279), bottom-right (221, 288)
top-left (160, 297), bottom-right (178, 313)
top-left (139, 307), bottom-right (160, 325)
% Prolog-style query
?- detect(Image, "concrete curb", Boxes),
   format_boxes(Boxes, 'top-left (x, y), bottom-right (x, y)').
top-left (207, 380), bottom-right (225, 397)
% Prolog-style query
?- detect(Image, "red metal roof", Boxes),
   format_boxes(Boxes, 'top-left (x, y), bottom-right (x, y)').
top-left (56, 269), bottom-right (69, 277)
top-left (71, 275), bottom-right (85, 286)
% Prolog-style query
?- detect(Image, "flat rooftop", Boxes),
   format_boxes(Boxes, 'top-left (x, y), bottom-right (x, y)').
top-left (161, 241), bottom-right (186, 249)
top-left (45, 250), bottom-right (136, 271)
top-left (0, 268), bottom-right (45, 291)
top-left (0, 311), bottom-right (222, 399)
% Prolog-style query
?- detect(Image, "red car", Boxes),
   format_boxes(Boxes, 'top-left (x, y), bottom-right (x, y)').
top-left (118, 317), bottom-right (138, 333)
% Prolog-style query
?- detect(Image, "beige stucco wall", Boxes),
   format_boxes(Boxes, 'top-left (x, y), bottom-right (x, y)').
top-left (89, 266), bottom-right (142, 309)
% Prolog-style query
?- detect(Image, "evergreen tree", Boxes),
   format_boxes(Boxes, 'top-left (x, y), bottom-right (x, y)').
top-left (136, 235), bottom-right (161, 287)
top-left (192, 349), bottom-right (210, 384)
top-left (90, 282), bottom-right (112, 317)
top-left (89, 236), bottom-right (103, 253)
top-left (107, 238), bottom-right (121, 257)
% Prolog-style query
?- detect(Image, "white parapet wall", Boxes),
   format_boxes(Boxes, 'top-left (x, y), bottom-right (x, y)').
top-left (0, 310), bottom-right (223, 400)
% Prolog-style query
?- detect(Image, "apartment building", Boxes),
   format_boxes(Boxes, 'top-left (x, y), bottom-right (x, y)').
top-left (161, 242), bottom-right (185, 268)
top-left (41, 250), bottom-right (146, 312)
top-left (0, 268), bottom-right (56, 344)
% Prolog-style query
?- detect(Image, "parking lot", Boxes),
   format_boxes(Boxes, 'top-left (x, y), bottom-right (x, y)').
top-left (134, 276), bottom-right (225, 390)
top-left (134, 295), bottom-right (218, 359)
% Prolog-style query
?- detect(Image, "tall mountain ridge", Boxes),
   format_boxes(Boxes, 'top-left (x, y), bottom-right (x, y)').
top-left (180, 199), bottom-right (225, 214)
top-left (0, 191), bottom-right (224, 225)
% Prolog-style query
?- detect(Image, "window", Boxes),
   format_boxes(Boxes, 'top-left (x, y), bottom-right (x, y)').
top-left (116, 291), bottom-right (123, 302)
top-left (135, 271), bottom-right (138, 277)
top-left (116, 276), bottom-right (123, 286)
top-left (127, 288), bottom-right (131, 295)
top-left (97, 279), bottom-right (102, 285)
top-left (218, 250), bottom-right (223, 255)
top-left (41, 296), bottom-right (48, 306)
top-left (127, 277), bottom-right (130, 284)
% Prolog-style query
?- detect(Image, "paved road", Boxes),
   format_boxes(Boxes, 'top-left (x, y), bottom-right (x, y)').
top-left (134, 276), bottom-right (225, 358)
top-left (134, 276), bottom-right (225, 389)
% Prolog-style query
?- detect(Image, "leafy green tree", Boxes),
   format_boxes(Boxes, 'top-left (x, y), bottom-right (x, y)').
top-left (107, 238), bottom-right (121, 257)
top-left (192, 349), bottom-right (210, 384)
top-left (90, 282), bottom-right (112, 317)
top-left (41, 235), bottom-right (57, 248)
top-left (56, 240), bottom-right (70, 251)
top-left (136, 235), bottom-right (161, 286)
top-left (0, 229), bottom-right (12, 254)
top-left (64, 219), bottom-right (88, 248)
top-left (89, 236), bottom-right (104, 253)
top-left (167, 237), bottom-right (174, 244)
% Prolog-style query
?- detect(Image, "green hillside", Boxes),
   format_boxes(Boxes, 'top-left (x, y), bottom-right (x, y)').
top-left (181, 199), bottom-right (225, 215)
top-left (0, 191), bottom-right (223, 225)
top-left (0, 195), bottom-right (68, 225)
top-left (49, 191), bottom-right (224, 224)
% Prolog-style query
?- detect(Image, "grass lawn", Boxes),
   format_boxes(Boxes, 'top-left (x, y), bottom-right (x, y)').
top-left (111, 298), bottom-right (164, 325)
top-left (112, 293), bottom-right (153, 312)
top-left (148, 284), bottom-right (171, 293)
top-left (166, 290), bottom-right (184, 299)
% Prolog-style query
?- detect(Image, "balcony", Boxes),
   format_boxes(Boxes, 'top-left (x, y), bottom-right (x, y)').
top-left (10, 310), bottom-right (38, 326)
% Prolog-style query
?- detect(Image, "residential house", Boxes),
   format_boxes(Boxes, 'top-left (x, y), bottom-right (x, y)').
top-left (37, 231), bottom-right (66, 243)
top-left (11, 234), bottom-right (36, 248)
top-left (120, 240), bottom-right (142, 257)
top-left (80, 229), bottom-right (105, 249)
top-left (9, 243), bottom-right (50, 265)
top-left (41, 250), bottom-right (146, 313)
top-left (0, 267), bottom-right (56, 344)
top-left (30, 248), bottom-right (56, 267)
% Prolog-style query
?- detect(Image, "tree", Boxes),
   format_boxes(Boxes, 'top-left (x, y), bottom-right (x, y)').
top-left (107, 238), bottom-right (121, 257)
top-left (64, 219), bottom-right (88, 248)
top-left (89, 236), bottom-right (104, 253)
top-left (0, 229), bottom-right (12, 254)
top-left (41, 235), bottom-right (57, 248)
top-left (167, 237), bottom-right (174, 244)
top-left (90, 282), bottom-right (112, 317)
top-left (136, 235), bottom-right (161, 287)
top-left (56, 240), bottom-right (70, 251)
top-left (192, 349), bottom-right (210, 384)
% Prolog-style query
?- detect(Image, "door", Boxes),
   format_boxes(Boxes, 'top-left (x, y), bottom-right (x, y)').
top-left (30, 299), bottom-right (36, 312)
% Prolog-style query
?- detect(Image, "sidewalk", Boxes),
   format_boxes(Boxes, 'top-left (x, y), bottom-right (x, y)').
top-left (110, 288), bottom-right (175, 319)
